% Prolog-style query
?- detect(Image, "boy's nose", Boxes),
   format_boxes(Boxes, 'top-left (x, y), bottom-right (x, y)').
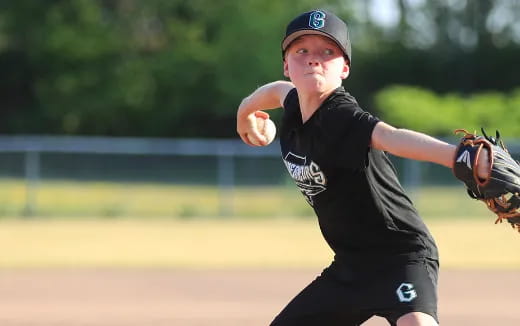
top-left (307, 57), bottom-right (320, 66)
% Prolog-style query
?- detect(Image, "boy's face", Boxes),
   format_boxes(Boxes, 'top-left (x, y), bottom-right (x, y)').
top-left (283, 34), bottom-right (349, 95)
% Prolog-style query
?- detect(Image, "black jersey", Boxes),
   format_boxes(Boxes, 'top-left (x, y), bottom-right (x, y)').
top-left (280, 87), bottom-right (438, 265)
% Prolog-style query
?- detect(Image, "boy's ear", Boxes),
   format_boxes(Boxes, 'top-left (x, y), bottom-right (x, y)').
top-left (340, 62), bottom-right (350, 79)
top-left (283, 59), bottom-right (290, 78)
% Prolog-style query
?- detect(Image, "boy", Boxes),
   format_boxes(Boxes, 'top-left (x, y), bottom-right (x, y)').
top-left (236, 10), bottom-right (489, 326)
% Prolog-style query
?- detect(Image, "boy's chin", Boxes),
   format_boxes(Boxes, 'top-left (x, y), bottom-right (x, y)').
top-left (296, 81), bottom-right (336, 94)
top-left (295, 78), bottom-right (322, 88)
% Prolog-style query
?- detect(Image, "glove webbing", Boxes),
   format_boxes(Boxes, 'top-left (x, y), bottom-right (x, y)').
top-left (485, 197), bottom-right (520, 233)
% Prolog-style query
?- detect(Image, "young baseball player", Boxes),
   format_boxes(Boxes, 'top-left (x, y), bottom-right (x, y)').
top-left (237, 9), bottom-right (491, 326)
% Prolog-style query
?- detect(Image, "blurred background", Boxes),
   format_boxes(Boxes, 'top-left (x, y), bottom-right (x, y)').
top-left (1, 0), bottom-right (520, 219)
top-left (1, 1), bottom-right (519, 326)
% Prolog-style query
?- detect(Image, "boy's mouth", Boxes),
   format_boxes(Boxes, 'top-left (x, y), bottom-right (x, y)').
top-left (304, 70), bottom-right (323, 76)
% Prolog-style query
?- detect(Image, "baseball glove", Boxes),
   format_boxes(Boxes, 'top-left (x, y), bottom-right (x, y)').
top-left (453, 128), bottom-right (520, 232)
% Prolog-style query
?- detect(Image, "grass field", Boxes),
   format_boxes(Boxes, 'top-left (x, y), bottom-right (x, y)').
top-left (0, 217), bottom-right (518, 269)
top-left (2, 179), bottom-right (518, 270)
top-left (0, 178), bottom-right (495, 219)
top-left (1, 179), bottom-right (309, 217)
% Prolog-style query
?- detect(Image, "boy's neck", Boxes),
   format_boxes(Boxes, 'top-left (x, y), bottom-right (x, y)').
top-left (297, 87), bottom-right (339, 123)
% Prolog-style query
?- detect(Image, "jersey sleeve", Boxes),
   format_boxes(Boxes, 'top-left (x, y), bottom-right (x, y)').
top-left (324, 101), bottom-right (380, 170)
top-left (282, 87), bottom-right (298, 109)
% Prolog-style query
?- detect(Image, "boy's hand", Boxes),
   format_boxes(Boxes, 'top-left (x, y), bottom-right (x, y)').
top-left (235, 81), bottom-right (293, 146)
top-left (237, 110), bottom-right (270, 146)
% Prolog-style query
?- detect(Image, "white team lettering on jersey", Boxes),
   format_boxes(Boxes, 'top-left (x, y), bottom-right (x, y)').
top-left (283, 152), bottom-right (326, 206)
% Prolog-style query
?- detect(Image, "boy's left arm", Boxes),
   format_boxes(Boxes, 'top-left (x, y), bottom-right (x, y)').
top-left (371, 121), bottom-right (490, 179)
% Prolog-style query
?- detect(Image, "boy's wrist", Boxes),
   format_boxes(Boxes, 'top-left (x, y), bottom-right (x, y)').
top-left (237, 98), bottom-right (255, 118)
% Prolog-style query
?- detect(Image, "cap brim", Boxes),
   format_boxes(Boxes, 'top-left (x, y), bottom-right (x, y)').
top-left (282, 29), bottom-right (344, 54)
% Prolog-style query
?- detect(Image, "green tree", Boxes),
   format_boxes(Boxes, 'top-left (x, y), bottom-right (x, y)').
top-left (375, 85), bottom-right (520, 137)
top-left (0, 0), bottom-right (519, 137)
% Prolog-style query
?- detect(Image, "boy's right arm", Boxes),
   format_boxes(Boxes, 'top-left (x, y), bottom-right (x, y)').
top-left (237, 81), bottom-right (294, 146)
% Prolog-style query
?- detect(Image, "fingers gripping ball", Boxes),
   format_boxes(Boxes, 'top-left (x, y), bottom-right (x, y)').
top-left (453, 128), bottom-right (520, 233)
top-left (247, 113), bottom-right (276, 146)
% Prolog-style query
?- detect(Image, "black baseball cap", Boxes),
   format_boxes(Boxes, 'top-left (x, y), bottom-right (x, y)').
top-left (282, 10), bottom-right (352, 64)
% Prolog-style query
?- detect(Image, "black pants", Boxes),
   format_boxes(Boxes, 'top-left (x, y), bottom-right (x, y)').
top-left (270, 258), bottom-right (439, 326)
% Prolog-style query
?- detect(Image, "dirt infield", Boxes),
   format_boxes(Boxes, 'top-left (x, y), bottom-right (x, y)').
top-left (0, 269), bottom-right (517, 326)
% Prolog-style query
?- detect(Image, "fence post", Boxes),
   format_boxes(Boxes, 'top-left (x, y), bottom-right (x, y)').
top-left (217, 140), bottom-right (236, 217)
top-left (403, 159), bottom-right (422, 201)
top-left (24, 151), bottom-right (40, 217)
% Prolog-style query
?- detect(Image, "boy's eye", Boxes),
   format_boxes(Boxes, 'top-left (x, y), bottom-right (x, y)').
top-left (324, 48), bottom-right (334, 55)
top-left (296, 48), bottom-right (307, 54)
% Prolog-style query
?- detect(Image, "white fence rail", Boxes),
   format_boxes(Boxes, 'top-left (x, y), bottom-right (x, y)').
top-left (0, 136), bottom-right (280, 216)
